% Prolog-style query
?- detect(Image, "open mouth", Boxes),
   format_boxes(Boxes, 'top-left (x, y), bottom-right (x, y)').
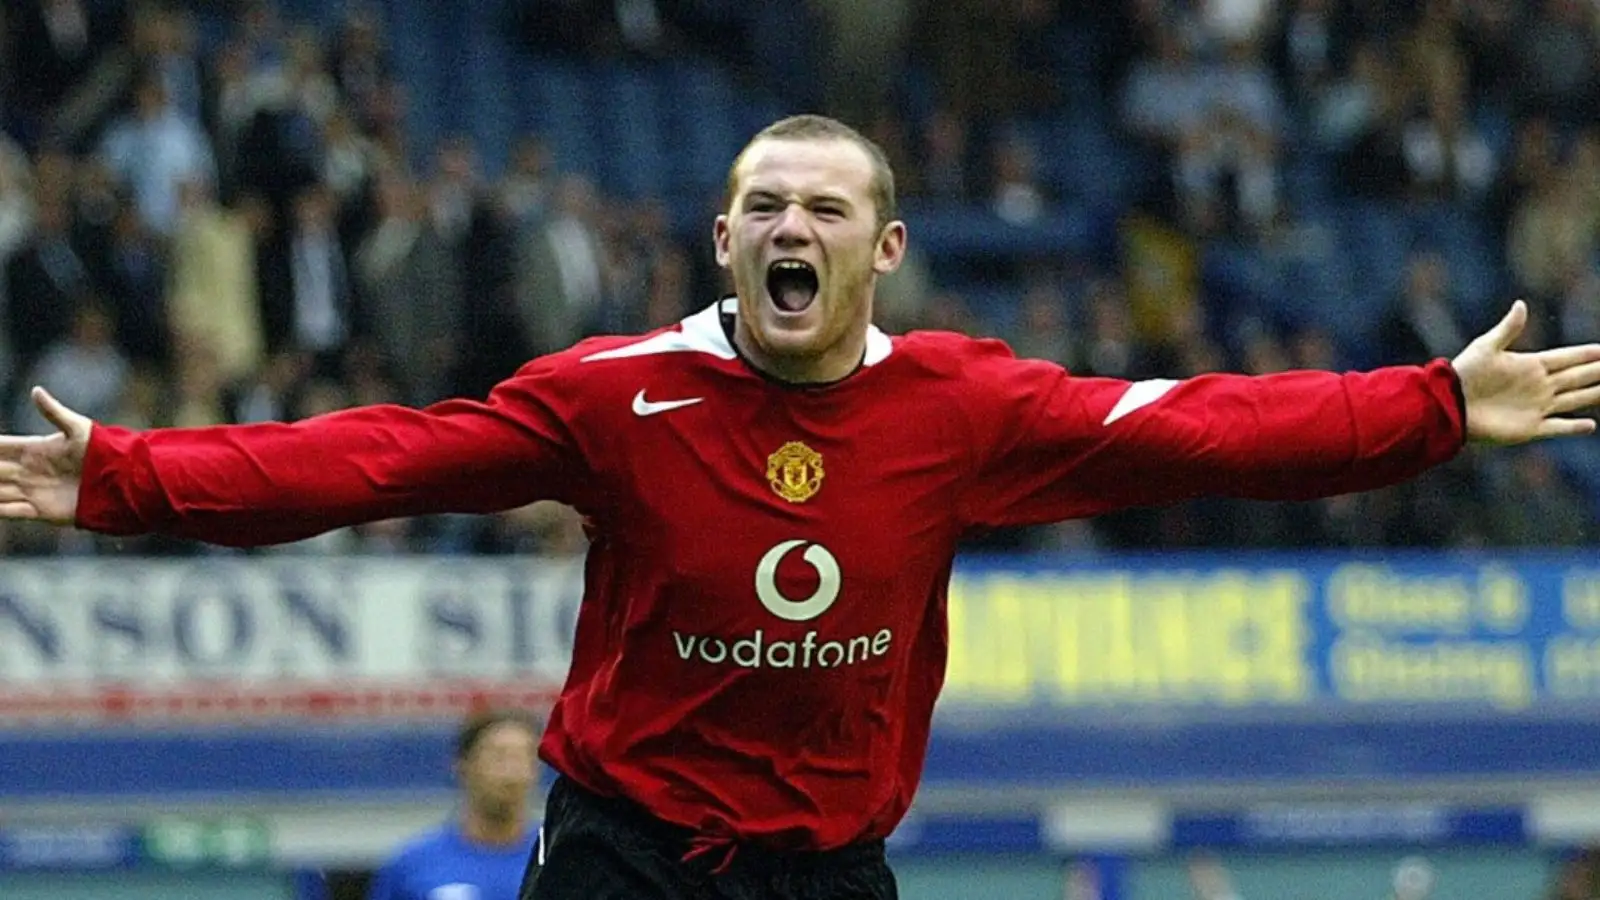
top-left (765, 260), bottom-right (819, 314)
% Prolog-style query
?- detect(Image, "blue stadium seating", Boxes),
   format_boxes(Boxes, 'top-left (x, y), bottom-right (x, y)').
top-left (595, 67), bottom-right (669, 200)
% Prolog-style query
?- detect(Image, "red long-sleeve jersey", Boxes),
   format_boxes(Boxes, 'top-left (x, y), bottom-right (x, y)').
top-left (77, 299), bottom-right (1466, 850)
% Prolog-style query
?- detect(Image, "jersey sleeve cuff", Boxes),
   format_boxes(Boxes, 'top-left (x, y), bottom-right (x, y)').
top-left (76, 425), bottom-right (172, 535)
top-left (1435, 357), bottom-right (1469, 452)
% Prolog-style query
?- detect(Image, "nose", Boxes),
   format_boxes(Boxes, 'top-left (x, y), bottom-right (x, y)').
top-left (771, 203), bottom-right (812, 250)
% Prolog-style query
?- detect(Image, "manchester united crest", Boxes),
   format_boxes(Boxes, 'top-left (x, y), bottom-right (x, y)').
top-left (766, 441), bottom-right (824, 503)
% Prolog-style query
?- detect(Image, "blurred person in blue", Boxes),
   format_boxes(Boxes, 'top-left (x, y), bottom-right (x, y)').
top-left (367, 710), bottom-right (541, 900)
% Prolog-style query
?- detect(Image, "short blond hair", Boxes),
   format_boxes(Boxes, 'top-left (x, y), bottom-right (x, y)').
top-left (724, 114), bottom-right (897, 230)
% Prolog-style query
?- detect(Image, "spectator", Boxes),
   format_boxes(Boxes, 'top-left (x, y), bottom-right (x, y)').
top-left (99, 203), bottom-right (169, 370)
top-left (1375, 249), bottom-right (1470, 364)
top-left (499, 134), bottom-right (554, 230)
top-left (227, 350), bottom-right (309, 425)
top-left (1079, 278), bottom-right (1160, 381)
top-left (1269, 0), bottom-right (1352, 111)
top-left (97, 67), bottom-right (216, 236)
top-left (260, 183), bottom-right (353, 373)
top-left (515, 173), bottom-right (607, 356)
top-left (1399, 57), bottom-right (1497, 204)
top-left (133, 2), bottom-right (203, 123)
top-left (0, 135), bottom-right (35, 405)
top-left (326, 4), bottom-right (394, 132)
top-left (1173, 103), bottom-right (1281, 237)
top-left (353, 172), bottom-right (462, 407)
top-left (1486, 448), bottom-right (1591, 546)
top-left (1512, 0), bottom-right (1599, 126)
top-left (1122, 22), bottom-right (1208, 150)
top-left (989, 132), bottom-right (1050, 226)
top-left (12, 301), bottom-right (128, 435)
top-left (1508, 152), bottom-right (1598, 304)
top-left (168, 179), bottom-right (268, 384)
top-left (5, 189), bottom-right (94, 373)
top-left (169, 341), bottom-right (229, 428)
top-left (1486, 116), bottom-right (1560, 245)
top-left (319, 108), bottom-right (378, 217)
top-left (5, 0), bottom-right (126, 148)
top-left (1009, 279), bottom-right (1076, 367)
top-left (1313, 41), bottom-right (1397, 153)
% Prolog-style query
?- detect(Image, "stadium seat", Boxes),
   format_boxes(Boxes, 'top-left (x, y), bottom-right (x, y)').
top-left (900, 201), bottom-right (1097, 264)
top-left (517, 59), bottom-right (602, 182)
top-left (596, 66), bottom-right (670, 201)
top-left (663, 62), bottom-right (744, 198)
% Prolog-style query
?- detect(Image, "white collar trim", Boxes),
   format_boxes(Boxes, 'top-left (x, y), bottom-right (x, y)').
top-left (580, 299), bottom-right (893, 367)
top-left (579, 302), bottom-right (736, 362)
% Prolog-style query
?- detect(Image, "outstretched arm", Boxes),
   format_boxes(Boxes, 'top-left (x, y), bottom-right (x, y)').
top-left (0, 359), bottom-right (587, 547)
top-left (960, 301), bottom-right (1600, 529)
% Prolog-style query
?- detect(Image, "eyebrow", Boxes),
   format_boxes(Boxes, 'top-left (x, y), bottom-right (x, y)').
top-left (744, 190), bottom-right (855, 209)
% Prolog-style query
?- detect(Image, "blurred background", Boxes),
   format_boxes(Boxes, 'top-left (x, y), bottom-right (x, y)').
top-left (2, 0), bottom-right (1600, 898)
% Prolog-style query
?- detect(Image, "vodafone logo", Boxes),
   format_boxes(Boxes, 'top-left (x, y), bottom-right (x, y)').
top-left (754, 540), bottom-right (841, 622)
top-left (669, 540), bottom-right (893, 670)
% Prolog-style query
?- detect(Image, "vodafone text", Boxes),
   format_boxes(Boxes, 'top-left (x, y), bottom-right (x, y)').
top-left (673, 539), bottom-right (890, 668)
top-left (672, 628), bottom-right (893, 669)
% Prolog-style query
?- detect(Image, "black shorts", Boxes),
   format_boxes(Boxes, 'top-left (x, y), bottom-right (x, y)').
top-left (519, 776), bottom-right (898, 900)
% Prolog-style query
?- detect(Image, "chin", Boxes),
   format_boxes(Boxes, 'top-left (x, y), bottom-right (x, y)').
top-left (754, 310), bottom-right (828, 355)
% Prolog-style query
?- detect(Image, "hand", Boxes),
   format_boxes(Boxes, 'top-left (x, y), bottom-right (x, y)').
top-left (1452, 301), bottom-right (1600, 445)
top-left (0, 387), bottom-right (92, 525)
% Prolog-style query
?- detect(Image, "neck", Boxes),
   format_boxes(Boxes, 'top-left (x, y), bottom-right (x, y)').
top-left (460, 806), bottom-right (526, 847)
top-left (730, 308), bottom-right (870, 386)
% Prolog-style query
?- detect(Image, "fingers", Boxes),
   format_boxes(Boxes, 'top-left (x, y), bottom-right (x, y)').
top-left (0, 435), bottom-right (50, 462)
top-left (1484, 300), bottom-right (1529, 351)
top-left (1554, 383), bottom-right (1600, 415)
top-left (32, 387), bottom-right (86, 439)
top-left (0, 501), bottom-right (39, 519)
top-left (1553, 359), bottom-right (1600, 393)
top-left (1539, 344), bottom-right (1600, 373)
top-left (0, 463), bottom-right (30, 503)
top-left (1537, 417), bottom-right (1598, 439)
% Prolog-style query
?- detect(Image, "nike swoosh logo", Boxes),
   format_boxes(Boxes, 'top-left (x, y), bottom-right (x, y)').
top-left (632, 390), bottom-right (704, 416)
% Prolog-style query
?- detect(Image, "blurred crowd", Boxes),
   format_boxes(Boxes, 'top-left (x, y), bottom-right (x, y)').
top-left (833, 0), bottom-right (1600, 556)
top-left (0, 0), bottom-right (696, 556)
top-left (0, 0), bottom-right (1595, 557)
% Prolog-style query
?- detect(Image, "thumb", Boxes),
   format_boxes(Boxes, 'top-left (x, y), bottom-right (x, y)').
top-left (32, 387), bottom-right (87, 439)
top-left (1486, 300), bottom-right (1528, 351)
